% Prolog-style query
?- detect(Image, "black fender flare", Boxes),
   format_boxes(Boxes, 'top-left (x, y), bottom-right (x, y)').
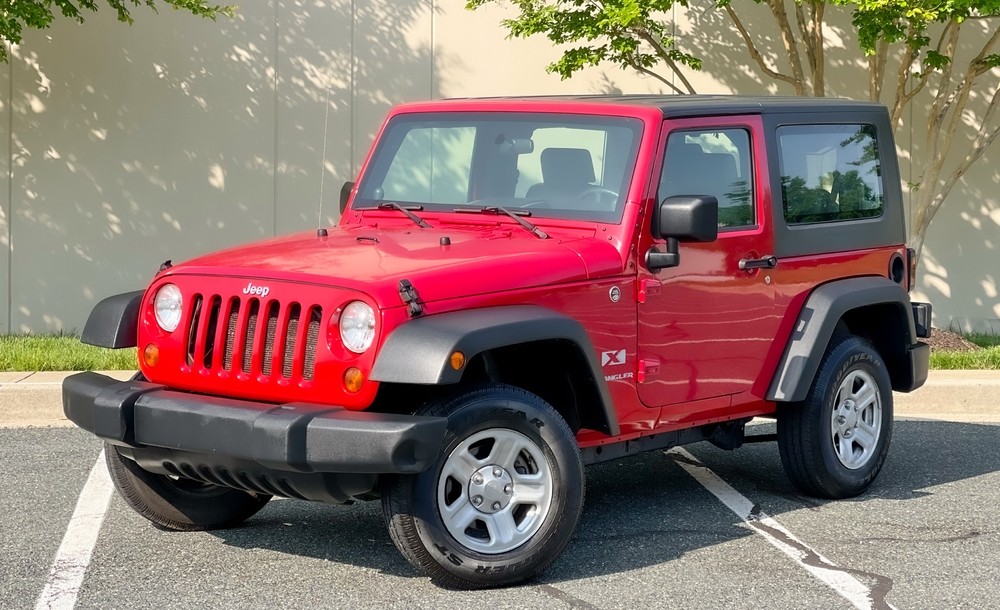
top-left (370, 305), bottom-right (619, 436)
top-left (81, 290), bottom-right (144, 349)
top-left (767, 276), bottom-right (917, 402)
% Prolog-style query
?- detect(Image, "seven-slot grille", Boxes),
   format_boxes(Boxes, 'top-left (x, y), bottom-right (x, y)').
top-left (185, 294), bottom-right (322, 381)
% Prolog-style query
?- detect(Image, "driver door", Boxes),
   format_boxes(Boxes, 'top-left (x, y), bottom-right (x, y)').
top-left (637, 115), bottom-right (782, 410)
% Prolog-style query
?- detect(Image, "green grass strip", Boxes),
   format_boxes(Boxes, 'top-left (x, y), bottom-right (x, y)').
top-left (929, 346), bottom-right (1000, 370)
top-left (0, 335), bottom-right (137, 372)
top-left (962, 332), bottom-right (1000, 349)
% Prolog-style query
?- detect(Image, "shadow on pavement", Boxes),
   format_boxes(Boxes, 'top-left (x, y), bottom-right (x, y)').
top-left (208, 418), bottom-right (1000, 583)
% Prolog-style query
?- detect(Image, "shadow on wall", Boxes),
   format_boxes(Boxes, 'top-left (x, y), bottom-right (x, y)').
top-left (8, 0), bottom-right (441, 333)
top-left (921, 156), bottom-right (1000, 334)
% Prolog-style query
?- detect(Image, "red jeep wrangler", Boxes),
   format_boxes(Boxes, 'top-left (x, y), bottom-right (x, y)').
top-left (64, 95), bottom-right (930, 588)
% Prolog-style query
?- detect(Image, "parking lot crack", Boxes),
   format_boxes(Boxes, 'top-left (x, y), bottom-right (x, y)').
top-left (534, 583), bottom-right (600, 609)
top-left (752, 519), bottom-right (894, 610)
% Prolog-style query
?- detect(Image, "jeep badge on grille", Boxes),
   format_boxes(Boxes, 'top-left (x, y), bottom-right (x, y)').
top-left (242, 282), bottom-right (270, 297)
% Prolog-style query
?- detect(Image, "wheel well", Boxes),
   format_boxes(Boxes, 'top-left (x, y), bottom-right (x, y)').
top-left (840, 303), bottom-right (912, 391)
top-left (369, 340), bottom-right (612, 434)
top-left (461, 340), bottom-right (610, 434)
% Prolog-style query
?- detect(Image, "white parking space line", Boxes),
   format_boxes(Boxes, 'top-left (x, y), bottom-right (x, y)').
top-left (35, 450), bottom-right (113, 610)
top-left (669, 448), bottom-right (895, 610)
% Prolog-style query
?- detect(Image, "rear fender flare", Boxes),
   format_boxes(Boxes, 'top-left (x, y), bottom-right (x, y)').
top-left (767, 276), bottom-right (916, 403)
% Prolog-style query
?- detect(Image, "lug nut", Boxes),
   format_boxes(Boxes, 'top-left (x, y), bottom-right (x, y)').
top-left (472, 474), bottom-right (483, 485)
top-left (844, 430), bottom-right (853, 438)
top-left (472, 496), bottom-right (483, 506)
top-left (492, 502), bottom-right (501, 511)
top-left (504, 484), bottom-right (512, 495)
top-left (837, 416), bottom-right (846, 425)
top-left (493, 467), bottom-right (503, 477)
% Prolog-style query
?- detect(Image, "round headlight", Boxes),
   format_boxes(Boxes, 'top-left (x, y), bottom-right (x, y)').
top-left (153, 284), bottom-right (183, 332)
top-left (340, 301), bottom-right (375, 353)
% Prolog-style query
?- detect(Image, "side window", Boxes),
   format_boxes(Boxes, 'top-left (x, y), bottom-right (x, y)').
top-left (381, 126), bottom-right (475, 204)
top-left (777, 124), bottom-right (884, 225)
top-left (659, 129), bottom-right (754, 229)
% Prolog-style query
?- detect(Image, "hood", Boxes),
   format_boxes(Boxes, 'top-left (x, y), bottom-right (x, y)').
top-left (162, 222), bottom-right (626, 306)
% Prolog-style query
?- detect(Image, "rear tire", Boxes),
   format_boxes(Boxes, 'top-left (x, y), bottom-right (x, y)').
top-left (105, 444), bottom-right (271, 531)
top-left (777, 335), bottom-right (893, 499)
top-left (381, 384), bottom-right (584, 589)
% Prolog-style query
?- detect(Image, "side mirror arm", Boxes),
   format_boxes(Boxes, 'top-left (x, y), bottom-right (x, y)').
top-left (645, 238), bottom-right (680, 271)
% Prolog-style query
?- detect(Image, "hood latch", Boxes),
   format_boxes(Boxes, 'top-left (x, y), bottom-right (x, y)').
top-left (398, 279), bottom-right (424, 317)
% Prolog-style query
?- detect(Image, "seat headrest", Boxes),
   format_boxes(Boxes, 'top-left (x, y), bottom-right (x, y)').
top-left (540, 148), bottom-right (596, 187)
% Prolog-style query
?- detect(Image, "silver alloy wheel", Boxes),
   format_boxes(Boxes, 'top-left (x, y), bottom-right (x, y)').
top-left (437, 428), bottom-right (553, 554)
top-left (830, 369), bottom-right (882, 470)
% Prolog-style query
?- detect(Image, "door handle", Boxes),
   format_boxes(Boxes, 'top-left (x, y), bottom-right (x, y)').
top-left (738, 255), bottom-right (778, 271)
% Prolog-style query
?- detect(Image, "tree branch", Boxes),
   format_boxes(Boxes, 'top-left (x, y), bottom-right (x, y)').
top-left (914, 85), bottom-right (1000, 243)
top-left (794, 3), bottom-right (815, 74)
top-left (970, 26), bottom-right (1000, 77)
top-left (767, 0), bottom-right (807, 94)
top-left (945, 84), bottom-right (1000, 197)
top-left (635, 29), bottom-right (698, 94)
top-left (925, 21), bottom-right (961, 156)
top-left (869, 40), bottom-right (889, 102)
top-left (811, 1), bottom-right (825, 96)
top-left (723, 4), bottom-right (803, 93)
top-left (890, 22), bottom-right (922, 130)
top-left (627, 59), bottom-right (689, 95)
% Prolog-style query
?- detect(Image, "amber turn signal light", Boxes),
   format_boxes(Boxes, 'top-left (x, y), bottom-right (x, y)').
top-left (450, 351), bottom-right (465, 371)
top-left (142, 343), bottom-right (160, 367)
top-left (343, 367), bottom-right (364, 393)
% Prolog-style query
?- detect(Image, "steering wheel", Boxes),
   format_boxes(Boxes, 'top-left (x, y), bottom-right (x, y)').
top-left (576, 186), bottom-right (619, 211)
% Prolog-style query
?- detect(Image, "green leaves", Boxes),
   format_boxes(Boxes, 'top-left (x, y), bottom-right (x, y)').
top-left (468, 0), bottom-right (698, 88)
top-left (0, 0), bottom-right (234, 62)
top-left (846, 0), bottom-right (1000, 56)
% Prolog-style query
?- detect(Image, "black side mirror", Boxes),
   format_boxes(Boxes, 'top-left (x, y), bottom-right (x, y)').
top-left (647, 195), bottom-right (719, 271)
top-left (340, 181), bottom-right (356, 214)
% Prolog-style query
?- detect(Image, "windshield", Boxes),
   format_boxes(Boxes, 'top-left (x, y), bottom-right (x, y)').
top-left (355, 112), bottom-right (643, 223)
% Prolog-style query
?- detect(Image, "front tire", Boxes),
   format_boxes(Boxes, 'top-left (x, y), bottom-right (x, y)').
top-left (105, 444), bottom-right (271, 531)
top-left (381, 384), bottom-right (584, 589)
top-left (777, 335), bottom-right (893, 499)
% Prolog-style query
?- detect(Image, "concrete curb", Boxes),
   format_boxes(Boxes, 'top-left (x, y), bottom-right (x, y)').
top-left (1, 370), bottom-right (998, 427)
top-left (0, 371), bottom-right (135, 384)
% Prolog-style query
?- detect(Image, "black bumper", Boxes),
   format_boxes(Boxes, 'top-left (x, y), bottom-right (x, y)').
top-left (63, 372), bottom-right (447, 475)
top-left (891, 300), bottom-right (931, 393)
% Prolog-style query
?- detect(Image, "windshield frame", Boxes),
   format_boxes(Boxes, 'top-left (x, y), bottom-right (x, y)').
top-left (353, 111), bottom-right (644, 225)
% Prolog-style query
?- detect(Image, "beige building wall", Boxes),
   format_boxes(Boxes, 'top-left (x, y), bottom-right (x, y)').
top-left (1, 1), bottom-right (997, 334)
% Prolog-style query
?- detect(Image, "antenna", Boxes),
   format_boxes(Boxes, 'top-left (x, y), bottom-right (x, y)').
top-left (317, 86), bottom-right (332, 234)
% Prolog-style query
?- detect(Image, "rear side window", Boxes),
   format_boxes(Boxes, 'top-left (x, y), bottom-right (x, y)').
top-left (778, 125), bottom-right (884, 225)
top-left (659, 129), bottom-right (754, 229)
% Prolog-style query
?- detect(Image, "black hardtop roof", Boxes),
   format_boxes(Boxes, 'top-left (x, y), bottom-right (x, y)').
top-left (441, 94), bottom-right (886, 117)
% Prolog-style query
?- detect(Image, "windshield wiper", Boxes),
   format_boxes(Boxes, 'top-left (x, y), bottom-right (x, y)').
top-left (357, 202), bottom-right (430, 228)
top-left (454, 206), bottom-right (548, 239)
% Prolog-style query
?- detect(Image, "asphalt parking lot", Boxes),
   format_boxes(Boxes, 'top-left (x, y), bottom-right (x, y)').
top-left (3, 373), bottom-right (999, 610)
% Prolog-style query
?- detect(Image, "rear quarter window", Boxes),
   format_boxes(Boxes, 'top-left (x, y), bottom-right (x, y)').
top-left (777, 125), bottom-right (884, 225)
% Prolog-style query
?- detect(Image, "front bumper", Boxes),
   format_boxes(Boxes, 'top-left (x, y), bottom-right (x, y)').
top-left (63, 372), bottom-right (447, 475)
